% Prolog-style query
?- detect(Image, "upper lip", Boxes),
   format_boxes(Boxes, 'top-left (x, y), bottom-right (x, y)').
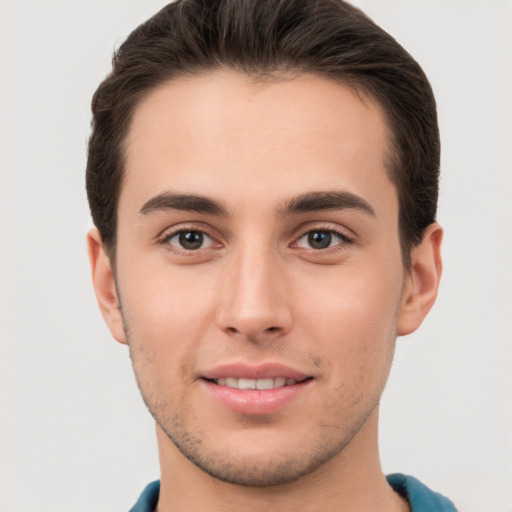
top-left (200, 362), bottom-right (312, 381)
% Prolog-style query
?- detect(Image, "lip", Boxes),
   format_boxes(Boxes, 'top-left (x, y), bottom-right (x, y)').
top-left (201, 362), bottom-right (310, 381)
top-left (200, 362), bottom-right (314, 415)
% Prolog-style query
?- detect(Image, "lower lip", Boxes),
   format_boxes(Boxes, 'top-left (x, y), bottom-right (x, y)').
top-left (201, 379), bottom-right (312, 415)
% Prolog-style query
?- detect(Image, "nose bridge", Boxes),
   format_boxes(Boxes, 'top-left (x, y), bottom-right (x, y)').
top-left (217, 237), bottom-right (291, 339)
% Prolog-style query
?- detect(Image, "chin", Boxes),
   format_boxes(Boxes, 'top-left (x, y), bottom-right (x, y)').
top-left (159, 415), bottom-right (354, 487)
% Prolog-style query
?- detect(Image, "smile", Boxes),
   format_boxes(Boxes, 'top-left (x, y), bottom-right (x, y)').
top-left (202, 372), bottom-right (314, 415)
top-left (212, 377), bottom-right (307, 390)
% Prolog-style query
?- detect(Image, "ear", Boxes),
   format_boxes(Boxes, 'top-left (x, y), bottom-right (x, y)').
top-left (87, 228), bottom-right (127, 344)
top-left (396, 223), bottom-right (443, 336)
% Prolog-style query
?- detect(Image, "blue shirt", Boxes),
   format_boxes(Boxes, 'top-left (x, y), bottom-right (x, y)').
top-left (130, 474), bottom-right (457, 511)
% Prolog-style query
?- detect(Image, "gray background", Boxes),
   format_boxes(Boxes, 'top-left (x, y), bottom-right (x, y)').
top-left (1, 1), bottom-right (511, 510)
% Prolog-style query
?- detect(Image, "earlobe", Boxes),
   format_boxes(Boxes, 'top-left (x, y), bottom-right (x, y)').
top-left (87, 228), bottom-right (127, 344)
top-left (396, 223), bottom-right (443, 336)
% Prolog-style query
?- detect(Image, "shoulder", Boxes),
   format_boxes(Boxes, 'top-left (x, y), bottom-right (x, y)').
top-left (387, 473), bottom-right (457, 512)
top-left (129, 480), bottom-right (160, 512)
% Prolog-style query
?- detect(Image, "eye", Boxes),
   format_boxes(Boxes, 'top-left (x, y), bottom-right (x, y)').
top-left (296, 230), bottom-right (349, 250)
top-left (165, 230), bottom-right (215, 251)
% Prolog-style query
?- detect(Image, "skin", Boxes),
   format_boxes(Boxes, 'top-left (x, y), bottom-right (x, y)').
top-left (88, 71), bottom-right (442, 511)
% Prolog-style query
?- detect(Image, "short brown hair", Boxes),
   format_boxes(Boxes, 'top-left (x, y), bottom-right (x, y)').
top-left (86, 0), bottom-right (440, 265)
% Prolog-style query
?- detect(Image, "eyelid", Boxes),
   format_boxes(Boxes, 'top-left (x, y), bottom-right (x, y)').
top-left (295, 230), bottom-right (348, 249)
top-left (292, 222), bottom-right (356, 245)
top-left (157, 223), bottom-right (223, 251)
top-left (155, 221), bottom-right (355, 255)
top-left (166, 230), bottom-right (215, 249)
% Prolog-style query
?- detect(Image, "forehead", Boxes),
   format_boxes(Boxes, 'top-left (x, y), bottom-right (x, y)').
top-left (122, 70), bottom-right (396, 217)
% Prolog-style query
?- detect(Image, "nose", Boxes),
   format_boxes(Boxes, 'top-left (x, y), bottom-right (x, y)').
top-left (216, 243), bottom-right (292, 342)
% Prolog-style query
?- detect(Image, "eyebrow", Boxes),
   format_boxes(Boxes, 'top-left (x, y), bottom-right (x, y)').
top-left (279, 191), bottom-right (376, 217)
top-left (139, 193), bottom-right (229, 217)
top-left (139, 190), bottom-right (375, 218)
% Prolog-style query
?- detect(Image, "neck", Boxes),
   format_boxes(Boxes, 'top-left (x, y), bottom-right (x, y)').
top-left (155, 409), bottom-right (409, 512)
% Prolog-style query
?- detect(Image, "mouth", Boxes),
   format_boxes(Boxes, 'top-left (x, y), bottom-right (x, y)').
top-left (200, 364), bottom-right (315, 415)
top-left (205, 376), bottom-right (313, 390)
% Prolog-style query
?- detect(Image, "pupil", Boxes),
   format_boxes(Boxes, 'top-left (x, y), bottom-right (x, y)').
top-left (179, 231), bottom-right (203, 250)
top-left (308, 231), bottom-right (331, 249)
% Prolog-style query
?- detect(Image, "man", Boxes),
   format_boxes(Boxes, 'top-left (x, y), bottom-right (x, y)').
top-left (86, 0), bottom-right (455, 510)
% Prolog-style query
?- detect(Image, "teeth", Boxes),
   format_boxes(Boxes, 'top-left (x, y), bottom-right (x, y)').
top-left (256, 378), bottom-right (274, 390)
top-left (275, 377), bottom-right (286, 387)
top-left (226, 377), bottom-right (237, 388)
top-left (238, 378), bottom-right (256, 390)
top-left (214, 377), bottom-right (298, 389)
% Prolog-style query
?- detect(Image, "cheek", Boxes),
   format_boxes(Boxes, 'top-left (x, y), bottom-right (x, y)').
top-left (119, 254), bottom-right (217, 328)
top-left (297, 265), bottom-right (403, 368)
top-left (301, 278), bottom-right (399, 420)
top-left (117, 260), bottom-right (219, 377)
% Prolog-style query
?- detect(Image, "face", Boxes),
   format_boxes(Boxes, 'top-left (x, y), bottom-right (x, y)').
top-left (106, 71), bottom-right (413, 485)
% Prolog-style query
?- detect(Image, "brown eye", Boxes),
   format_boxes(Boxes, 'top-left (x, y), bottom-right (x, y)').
top-left (296, 230), bottom-right (348, 250)
top-left (167, 230), bottom-right (212, 250)
top-left (308, 231), bottom-right (332, 249)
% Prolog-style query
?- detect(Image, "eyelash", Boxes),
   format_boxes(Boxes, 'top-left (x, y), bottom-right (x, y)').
top-left (157, 224), bottom-right (354, 254)
top-left (158, 225), bottom-right (218, 254)
top-left (294, 226), bottom-right (354, 252)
